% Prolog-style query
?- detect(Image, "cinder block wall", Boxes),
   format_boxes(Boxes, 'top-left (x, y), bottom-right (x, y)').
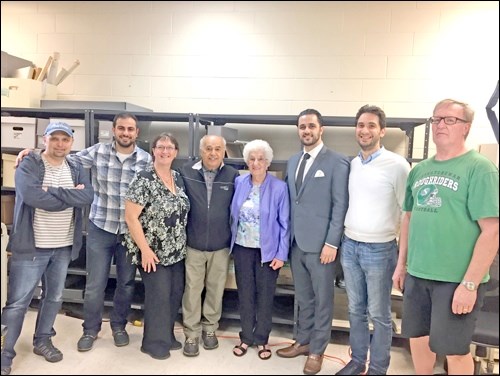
top-left (1, 1), bottom-right (498, 158)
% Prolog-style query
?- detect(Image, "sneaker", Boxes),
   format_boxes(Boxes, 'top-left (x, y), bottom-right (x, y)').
top-left (112, 329), bottom-right (129, 347)
top-left (1, 367), bottom-right (11, 376)
top-left (335, 360), bottom-right (366, 375)
top-left (202, 331), bottom-right (219, 350)
top-left (33, 339), bottom-right (63, 362)
top-left (77, 334), bottom-right (96, 352)
top-left (183, 337), bottom-right (199, 357)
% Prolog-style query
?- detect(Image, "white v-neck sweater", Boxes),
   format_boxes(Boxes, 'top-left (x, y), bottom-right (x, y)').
top-left (344, 148), bottom-right (410, 243)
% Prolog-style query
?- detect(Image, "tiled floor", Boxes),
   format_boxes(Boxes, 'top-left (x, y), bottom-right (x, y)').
top-left (4, 308), bottom-right (424, 375)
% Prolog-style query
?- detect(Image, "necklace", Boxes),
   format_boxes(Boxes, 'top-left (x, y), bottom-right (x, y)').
top-left (155, 168), bottom-right (175, 192)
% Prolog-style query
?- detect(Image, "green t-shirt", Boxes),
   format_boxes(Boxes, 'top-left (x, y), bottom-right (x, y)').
top-left (404, 150), bottom-right (499, 283)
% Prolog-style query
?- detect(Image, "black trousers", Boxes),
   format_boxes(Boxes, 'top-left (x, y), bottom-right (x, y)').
top-left (232, 244), bottom-right (279, 346)
top-left (139, 259), bottom-right (184, 357)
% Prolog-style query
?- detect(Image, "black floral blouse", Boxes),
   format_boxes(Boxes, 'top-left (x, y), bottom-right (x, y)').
top-left (123, 166), bottom-right (190, 266)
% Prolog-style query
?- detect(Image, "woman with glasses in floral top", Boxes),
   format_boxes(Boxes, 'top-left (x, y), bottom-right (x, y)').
top-left (124, 132), bottom-right (190, 360)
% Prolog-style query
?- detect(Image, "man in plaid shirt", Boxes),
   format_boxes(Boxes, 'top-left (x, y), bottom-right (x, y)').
top-left (74, 112), bottom-right (152, 352)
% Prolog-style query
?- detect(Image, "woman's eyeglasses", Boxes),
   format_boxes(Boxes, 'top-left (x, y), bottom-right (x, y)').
top-left (155, 146), bottom-right (176, 152)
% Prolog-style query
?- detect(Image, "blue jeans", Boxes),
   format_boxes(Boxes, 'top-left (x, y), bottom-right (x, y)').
top-left (340, 235), bottom-right (397, 374)
top-left (81, 221), bottom-right (136, 335)
top-left (1, 247), bottom-right (72, 366)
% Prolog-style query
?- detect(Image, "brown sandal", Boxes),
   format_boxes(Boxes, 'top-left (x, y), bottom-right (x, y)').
top-left (257, 345), bottom-right (272, 360)
top-left (233, 342), bottom-right (248, 357)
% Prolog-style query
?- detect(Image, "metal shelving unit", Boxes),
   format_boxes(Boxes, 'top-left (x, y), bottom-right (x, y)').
top-left (2, 106), bottom-right (426, 338)
top-left (195, 113), bottom-right (430, 163)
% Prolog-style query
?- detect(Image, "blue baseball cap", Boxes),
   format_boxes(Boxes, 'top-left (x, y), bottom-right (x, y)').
top-left (44, 122), bottom-right (74, 137)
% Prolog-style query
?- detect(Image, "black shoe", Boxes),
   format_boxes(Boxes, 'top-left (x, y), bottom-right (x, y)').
top-left (33, 339), bottom-right (63, 362)
top-left (77, 334), bottom-right (96, 352)
top-left (112, 329), bottom-right (129, 347)
top-left (335, 360), bottom-right (366, 375)
top-left (171, 339), bottom-right (182, 350)
top-left (0, 367), bottom-right (11, 376)
top-left (140, 346), bottom-right (170, 360)
top-left (335, 278), bottom-right (346, 289)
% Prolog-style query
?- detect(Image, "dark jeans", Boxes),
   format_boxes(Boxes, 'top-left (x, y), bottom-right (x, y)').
top-left (81, 222), bottom-right (136, 335)
top-left (232, 244), bottom-right (279, 346)
top-left (139, 260), bottom-right (185, 357)
top-left (1, 247), bottom-right (72, 366)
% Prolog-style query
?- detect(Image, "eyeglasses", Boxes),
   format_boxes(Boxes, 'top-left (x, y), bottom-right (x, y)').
top-left (155, 145), bottom-right (176, 152)
top-left (429, 116), bottom-right (468, 125)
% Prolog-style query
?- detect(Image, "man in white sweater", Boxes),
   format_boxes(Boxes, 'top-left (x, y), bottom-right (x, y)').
top-left (336, 105), bottom-right (410, 375)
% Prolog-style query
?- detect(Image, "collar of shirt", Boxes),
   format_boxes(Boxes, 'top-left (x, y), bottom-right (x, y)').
top-left (358, 146), bottom-right (384, 165)
top-left (202, 166), bottom-right (219, 174)
top-left (302, 142), bottom-right (324, 161)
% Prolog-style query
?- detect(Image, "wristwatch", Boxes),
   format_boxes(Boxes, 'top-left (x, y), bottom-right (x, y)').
top-left (461, 280), bottom-right (477, 291)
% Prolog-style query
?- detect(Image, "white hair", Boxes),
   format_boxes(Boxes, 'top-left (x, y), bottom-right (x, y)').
top-left (242, 139), bottom-right (274, 164)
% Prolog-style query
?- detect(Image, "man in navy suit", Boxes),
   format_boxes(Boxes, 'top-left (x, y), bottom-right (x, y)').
top-left (276, 109), bottom-right (350, 375)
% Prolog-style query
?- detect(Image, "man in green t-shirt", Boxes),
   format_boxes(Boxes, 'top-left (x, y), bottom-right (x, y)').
top-left (393, 99), bottom-right (499, 375)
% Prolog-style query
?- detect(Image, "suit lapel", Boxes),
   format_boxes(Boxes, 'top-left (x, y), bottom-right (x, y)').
top-left (299, 146), bottom-right (325, 193)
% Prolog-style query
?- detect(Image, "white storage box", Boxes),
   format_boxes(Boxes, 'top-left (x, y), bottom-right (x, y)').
top-left (1, 78), bottom-right (57, 108)
top-left (47, 118), bottom-right (86, 151)
top-left (1, 116), bottom-right (37, 148)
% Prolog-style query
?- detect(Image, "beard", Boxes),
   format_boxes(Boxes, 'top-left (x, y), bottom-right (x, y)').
top-left (301, 134), bottom-right (320, 147)
top-left (115, 137), bottom-right (135, 148)
top-left (358, 137), bottom-right (379, 151)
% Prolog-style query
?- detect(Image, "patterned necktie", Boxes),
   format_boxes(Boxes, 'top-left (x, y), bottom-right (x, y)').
top-left (295, 153), bottom-right (310, 192)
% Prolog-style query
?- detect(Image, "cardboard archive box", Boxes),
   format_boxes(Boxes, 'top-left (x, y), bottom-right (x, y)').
top-left (1, 116), bottom-right (37, 148)
top-left (1, 78), bottom-right (56, 108)
top-left (2, 153), bottom-right (17, 187)
top-left (1, 195), bottom-right (15, 225)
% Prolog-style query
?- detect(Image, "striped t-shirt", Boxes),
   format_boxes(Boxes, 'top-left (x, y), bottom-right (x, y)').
top-left (34, 158), bottom-right (75, 248)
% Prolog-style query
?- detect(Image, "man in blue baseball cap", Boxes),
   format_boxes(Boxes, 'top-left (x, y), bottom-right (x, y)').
top-left (1, 120), bottom-right (93, 376)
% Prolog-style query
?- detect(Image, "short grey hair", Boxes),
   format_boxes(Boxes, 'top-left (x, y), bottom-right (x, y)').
top-left (242, 139), bottom-right (274, 164)
top-left (199, 134), bottom-right (226, 150)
